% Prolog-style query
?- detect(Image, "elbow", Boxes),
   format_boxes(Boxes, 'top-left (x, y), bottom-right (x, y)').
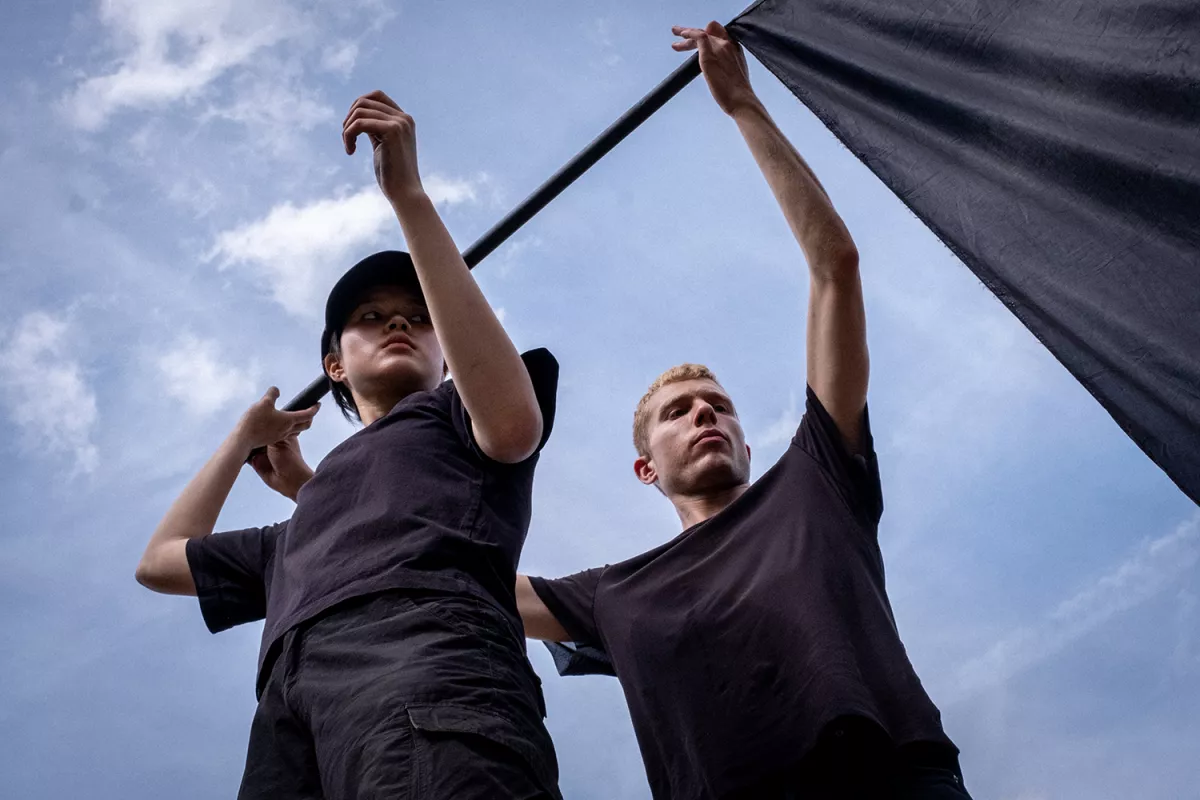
top-left (812, 244), bottom-right (860, 286)
top-left (135, 552), bottom-right (166, 593)
top-left (135, 557), bottom-right (157, 591)
top-left (483, 411), bottom-right (544, 465)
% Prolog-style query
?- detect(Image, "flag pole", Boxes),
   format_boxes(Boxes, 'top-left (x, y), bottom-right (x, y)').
top-left (280, 54), bottom-right (702, 412)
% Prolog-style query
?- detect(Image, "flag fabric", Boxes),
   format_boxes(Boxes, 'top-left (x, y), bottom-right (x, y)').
top-left (729, 0), bottom-right (1200, 504)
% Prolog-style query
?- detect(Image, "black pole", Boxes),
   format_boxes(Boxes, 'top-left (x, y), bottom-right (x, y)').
top-left (278, 54), bottom-right (702, 412)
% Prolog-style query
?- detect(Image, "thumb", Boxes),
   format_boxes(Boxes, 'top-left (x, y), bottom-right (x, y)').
top-left (262, 386), bottom-right (280, 406)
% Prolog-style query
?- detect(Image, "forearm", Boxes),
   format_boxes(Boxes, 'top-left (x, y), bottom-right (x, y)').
top-left (136, 430), bottom-right (250, 592)
top-left (733, 102), bottom-right (859, 282)
top-left (392, 193), bottom-right (542, 461)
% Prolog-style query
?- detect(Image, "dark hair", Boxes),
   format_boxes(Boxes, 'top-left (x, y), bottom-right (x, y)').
top-left (326, 332), bottom-right (361, 423)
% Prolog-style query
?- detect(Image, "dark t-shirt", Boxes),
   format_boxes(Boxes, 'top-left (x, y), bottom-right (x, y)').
top-left (186, 349), bottom-right (558, 697)
top-left (529, 386), bottom-right (954, 799)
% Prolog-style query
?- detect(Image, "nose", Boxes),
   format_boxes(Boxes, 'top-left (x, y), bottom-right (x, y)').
top-left (692, 401), bottom-right (717, 426)
top-left (386, 314), bottom-right (409, 332)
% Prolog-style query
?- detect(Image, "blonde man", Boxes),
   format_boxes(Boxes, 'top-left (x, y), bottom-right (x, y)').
top-left (515, 23), bottom-right (971, 800)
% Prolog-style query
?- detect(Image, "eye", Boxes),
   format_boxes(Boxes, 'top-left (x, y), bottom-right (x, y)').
top-left (667, 407), bottom-right (685, 419)
top-left (408, 313), bottom-right (429, 325)
top-left (361, 310), bottom-right (381, 321)
top-left (714, 403), bottom-right (729, 413)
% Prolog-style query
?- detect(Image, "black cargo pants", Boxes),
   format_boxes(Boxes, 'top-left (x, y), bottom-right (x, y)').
top-left (237, 591), bottom-right (561, 800)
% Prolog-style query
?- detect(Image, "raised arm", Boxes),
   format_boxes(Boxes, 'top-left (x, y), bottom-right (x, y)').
top-left (343, 91), bottom-right (543, 464)
top-left (674, 23), bottom-right (869, 451)
top-left (135, 388), bottom-right (318, 595)
top-left (516, 575), bottom-right (571, 642)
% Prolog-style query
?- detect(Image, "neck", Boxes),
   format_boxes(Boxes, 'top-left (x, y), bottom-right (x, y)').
top-left (670, 483), bottom-right (750, 529)
top-left (354, 384), bottom-right (420, 426)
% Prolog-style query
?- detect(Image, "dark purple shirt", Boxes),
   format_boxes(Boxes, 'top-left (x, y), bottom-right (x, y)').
top-left (530, 386), bottom-right (954, 799)
top-left (187, 349), bottom-right (557, 696)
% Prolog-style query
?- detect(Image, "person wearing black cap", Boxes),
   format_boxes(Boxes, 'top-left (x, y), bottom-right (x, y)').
top-left (135, 91), bottom-right (562, 798)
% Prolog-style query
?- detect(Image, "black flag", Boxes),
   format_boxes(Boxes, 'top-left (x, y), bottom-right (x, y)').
top-left (729, 0), bottom-right (1200, 504)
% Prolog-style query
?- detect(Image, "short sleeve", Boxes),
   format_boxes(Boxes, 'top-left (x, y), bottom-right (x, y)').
top-left (185, 521), bottom-right (286, 633)
top-left (792, 385), bottom-right (884, 526)
top-left (528, 567), bottom-right (604, 647)
top-left (451, 348), bottom-right (559, 461)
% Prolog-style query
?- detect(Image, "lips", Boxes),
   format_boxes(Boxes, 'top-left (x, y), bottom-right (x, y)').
top-left (692, 429), bottom-right (729, 448)
top-left (382, 333), bottom-right (415, 351)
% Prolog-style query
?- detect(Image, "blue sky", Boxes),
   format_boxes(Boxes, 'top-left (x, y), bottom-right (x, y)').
top-left (0, 2), bottom-right (1196, 798)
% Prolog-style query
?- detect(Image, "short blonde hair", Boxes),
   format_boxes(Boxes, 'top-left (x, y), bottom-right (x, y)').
top-left (633, 363), bottom-right (721, 457)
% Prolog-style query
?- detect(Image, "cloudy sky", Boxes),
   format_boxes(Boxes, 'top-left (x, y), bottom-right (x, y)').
top-left (1, 2), bottom-right (1196, 798)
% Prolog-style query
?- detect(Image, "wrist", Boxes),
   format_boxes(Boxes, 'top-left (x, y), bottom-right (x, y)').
top-left (226, 423), bottom-right (259, 460)
top-left (729, 95), bottom-right (768, 123)
top-left (388, 187), bottom-right (432, 217)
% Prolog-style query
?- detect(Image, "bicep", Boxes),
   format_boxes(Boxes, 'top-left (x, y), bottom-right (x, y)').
top-left (517, 575), bottom-right (570, 642)
top-left (806, 271), bottom-right (870, 453)
top-left (135, 538), bottom-right (197, 596)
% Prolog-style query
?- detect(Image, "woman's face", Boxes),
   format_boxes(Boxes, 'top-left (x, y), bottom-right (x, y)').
top-left (325, 285), bottom-right (444, 406)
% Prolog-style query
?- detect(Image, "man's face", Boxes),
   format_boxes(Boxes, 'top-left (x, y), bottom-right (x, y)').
top-left (636, 378), bottom-right (751, 497)
top-left (326, 285), bottom-right (444, 400)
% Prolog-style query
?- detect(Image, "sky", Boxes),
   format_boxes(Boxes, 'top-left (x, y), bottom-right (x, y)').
top-left (0, 1), bottom-right (1196, 798)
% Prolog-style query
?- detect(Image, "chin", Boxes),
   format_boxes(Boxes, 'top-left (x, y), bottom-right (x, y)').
top-left (373, 359), bottom-right (439, 393)
top-left (677, 458), bottom-right (748, 495)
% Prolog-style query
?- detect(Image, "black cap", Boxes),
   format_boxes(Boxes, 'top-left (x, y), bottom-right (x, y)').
top-left (320, 250), bottom-right (423, 359)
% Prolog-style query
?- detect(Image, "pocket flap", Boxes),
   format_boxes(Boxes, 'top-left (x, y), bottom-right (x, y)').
top-left (406, 703), bottom-right (558, 795)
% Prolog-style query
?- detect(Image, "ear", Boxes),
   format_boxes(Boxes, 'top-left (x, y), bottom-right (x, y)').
top-left (634, 454), bottom-right (658, 487)
top-left (323, 351), bottom-right (346, 384)
top-left (746, 443), bottom-right (752, 463)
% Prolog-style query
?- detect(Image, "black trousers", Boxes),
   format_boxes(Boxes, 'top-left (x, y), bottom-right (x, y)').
top-left (238, 591), bottom-right (561, 800)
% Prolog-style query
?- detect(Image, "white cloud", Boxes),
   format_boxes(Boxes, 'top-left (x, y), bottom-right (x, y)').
top-left (589, 18), bottom-right (623, 68)
top-left (423, 174), bottom-right (480, 206)
top-left (1168, 588), bottom-right (1199, 678)
top-left (63, 0), bottom-right (298, 130)
top-left (166, 175), bottom-right (221, 218)
top-left (321, 41), bottom-right (359, 77)
top-left (0, 312), bottom-right (98, 473)
top-left (202, 79), bottom-right (334, 133)
top-left (156, 334), bottom-right (258, 417)
top-left (754, 392), bottom-right (799, 449)
top-left (952, 513), bottom-right (1200, 700)
top-left (207, 177), bottom-right (483, 317)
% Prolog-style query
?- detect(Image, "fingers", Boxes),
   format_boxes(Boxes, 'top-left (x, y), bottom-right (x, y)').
top-left (343, 108), bottom-right (393, 154)
top-left (344, 118), bottom-right (397, 155)
top-left (262, 386), bottom-right (280, 405)
top-left (671, 25), bottom-right (703, 49)
top-left (284, 403), bottom-right (319, 436)
top-left (287, 417), bottom-right (315, 438)
top-left (672, 21), bottom-right (730, 51)
top-left (281, 403), bottom-right (320, 424)
top-left (361, 89), bottom-right (402, 112)
top-left (344, 97), bottom-right (404, 122)
top-left (671, 25), bottom-right (716, 58)
top-left (672, 25), bottom-right (705, 40)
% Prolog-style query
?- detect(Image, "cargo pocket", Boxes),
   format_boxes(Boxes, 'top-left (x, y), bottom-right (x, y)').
top-left (406, 703), bottom-right (561, 800)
